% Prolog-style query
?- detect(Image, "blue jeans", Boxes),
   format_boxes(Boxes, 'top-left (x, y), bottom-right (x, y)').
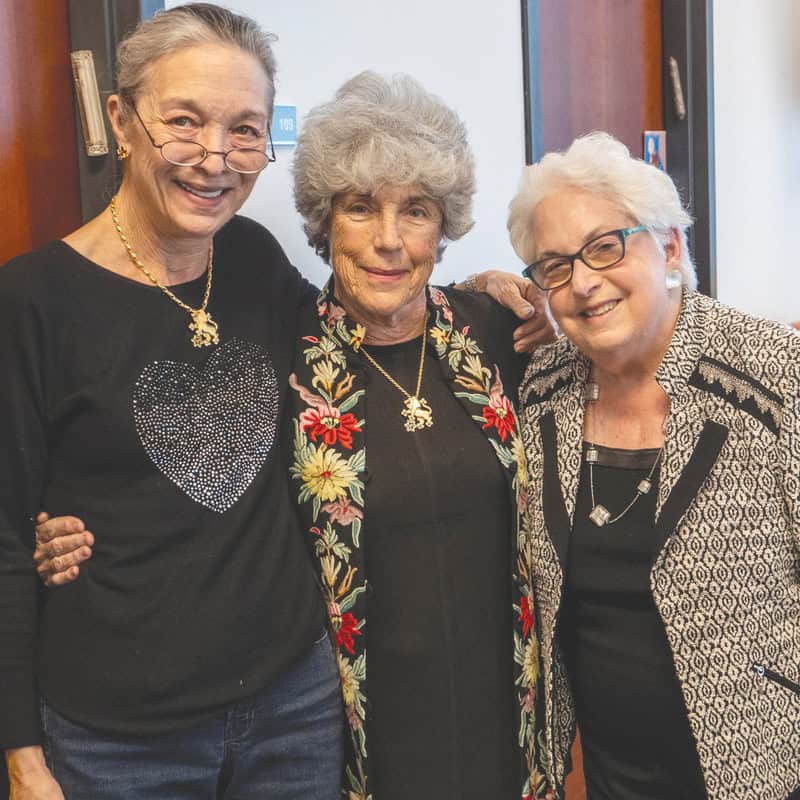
top-left (40, 631), bottom-right (344, 799)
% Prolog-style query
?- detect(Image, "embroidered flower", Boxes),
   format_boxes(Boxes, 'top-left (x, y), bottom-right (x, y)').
top-left (482, 394), bottom-right (516, 441)
top-left (345, 703), bottom-right (363, 732)
top-left (338, 653), bottom-right (359, 706)
top-left (300, 447), bottom-right (357, 502)
top-left (521, 687), bottom-right (535, 713)
top-left (522, 635), bottom-right (540, 685)
top-left (518, 594), bottom-right (535, 638)
top-left (300, 404), bottom-right (361, 449)
top-left (335, 611), bottom-right (362, 654)
top-left (348, 323), bottom-right (366, 350)
top-left (321, 497), bottom-right (364, 526)
top-left (429, 326), bottom-right (450, 349)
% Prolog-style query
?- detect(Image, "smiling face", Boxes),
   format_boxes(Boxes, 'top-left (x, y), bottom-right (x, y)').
top-left (329, 184), bottom-right (443, 342)
top-left (110, 42), bottom-right (270, 243)
top-left (532, 187), bottom-right (682, 374)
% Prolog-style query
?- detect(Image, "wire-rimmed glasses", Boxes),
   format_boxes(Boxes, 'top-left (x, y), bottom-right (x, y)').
top-left (131, 105), bottom-right (276, 174)
top-left (522, 225), bottom-right (647, 290)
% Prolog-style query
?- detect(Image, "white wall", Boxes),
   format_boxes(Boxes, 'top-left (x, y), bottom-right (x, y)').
top-left (167, 0), bottom-right (527, 289)
top-left (712, 0), bottom-right (800, 322)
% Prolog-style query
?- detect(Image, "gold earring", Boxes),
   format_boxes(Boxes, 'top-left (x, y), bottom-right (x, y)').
top-left (116, 144), bottom-right (129, 160)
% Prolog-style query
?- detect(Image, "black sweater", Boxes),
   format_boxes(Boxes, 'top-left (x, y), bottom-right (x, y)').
top-left (0, 216), bottom-right (324, 747)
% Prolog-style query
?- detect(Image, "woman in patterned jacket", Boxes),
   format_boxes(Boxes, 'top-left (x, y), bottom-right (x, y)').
top-left (508, 132), bottom-right (800, 800)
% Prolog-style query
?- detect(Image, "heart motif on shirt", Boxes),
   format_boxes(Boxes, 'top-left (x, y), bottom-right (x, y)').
top-left (133, 338), bottom-right (279, 513)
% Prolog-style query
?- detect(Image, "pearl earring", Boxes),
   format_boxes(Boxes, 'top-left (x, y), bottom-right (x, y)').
top-left (665, 269), bottom-right (682, 290)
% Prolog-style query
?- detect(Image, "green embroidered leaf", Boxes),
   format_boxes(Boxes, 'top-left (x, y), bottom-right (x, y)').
top-left (455, 391), bottom-right (491, 406)
top-left (339, 583), bottom-right (367, 613)
top-left (351, 516), bottom-right (362, 548)
top-left (338, 390), bottom-right (365, 414)
top-left (489, 438), bottom-right (514, 467)
top-left (350, 481), bottom-right (364, 506)
top-left (312, 495), bottom-right (320, 521)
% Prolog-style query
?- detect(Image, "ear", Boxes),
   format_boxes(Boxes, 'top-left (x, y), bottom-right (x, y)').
top-left (664, 227), bottom-right (682, 270)
top-left (107, 94), bottom-right (131, 150)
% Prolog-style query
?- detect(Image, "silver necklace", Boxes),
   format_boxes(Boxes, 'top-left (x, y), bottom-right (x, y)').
top-left (584, 381), bottom-right (663, 528)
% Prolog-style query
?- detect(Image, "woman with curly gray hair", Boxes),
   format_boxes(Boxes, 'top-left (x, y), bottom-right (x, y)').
top-left (283, 71), bottom-right (549, 799)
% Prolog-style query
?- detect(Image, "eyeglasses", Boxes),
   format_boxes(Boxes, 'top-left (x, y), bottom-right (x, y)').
top-left (131, 105), bottom-right (276, 174)
top-left (522, 225), bottom-right (647, 291)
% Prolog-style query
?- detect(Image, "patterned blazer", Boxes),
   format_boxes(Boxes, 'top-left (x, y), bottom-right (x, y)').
top-left (519, 290), bottom-right (800, 800)
top-left (287, 283), bottom-right (550, 800)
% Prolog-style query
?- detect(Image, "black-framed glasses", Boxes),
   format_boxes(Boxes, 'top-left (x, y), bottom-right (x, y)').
top-left (131, 105), bottom-right (276, 174)
top-left (522, 225), bottom-right (647, 291)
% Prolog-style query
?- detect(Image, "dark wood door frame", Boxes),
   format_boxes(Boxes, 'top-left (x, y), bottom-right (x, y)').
top-left (521, 0), bottom-right (716, 297)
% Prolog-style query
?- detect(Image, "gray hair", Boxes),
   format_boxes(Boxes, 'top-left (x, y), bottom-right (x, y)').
top-left (508, 132), bottom-right (697, 289)
top-left (116, 3), bottom-right (277, 117)
top-left (293, 71), bottom-right (476, 262)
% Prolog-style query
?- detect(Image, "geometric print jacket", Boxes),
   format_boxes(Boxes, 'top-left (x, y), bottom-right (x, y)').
top-left (288, 283), bottom-right (551, 799)
top-left (518, 290), bottom-right (800, 800)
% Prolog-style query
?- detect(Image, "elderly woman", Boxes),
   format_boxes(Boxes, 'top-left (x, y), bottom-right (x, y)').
top-left (35, 72), bottom-right (551, 798)
top-left (0, 5), bottom-right (343, 798)
top-left (509, 132), bottom-right (800, 800)
top-left (283, 72), bottom-right (547, 800)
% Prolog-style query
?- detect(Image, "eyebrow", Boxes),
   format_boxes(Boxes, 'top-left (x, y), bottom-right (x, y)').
top-left (155, 98), bottom-right (267, 124)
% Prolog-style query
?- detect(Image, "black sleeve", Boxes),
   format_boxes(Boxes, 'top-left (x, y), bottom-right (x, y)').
top-left (0, 261), bottom-right (49, 748)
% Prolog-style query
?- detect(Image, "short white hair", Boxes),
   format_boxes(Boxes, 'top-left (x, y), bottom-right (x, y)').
top-left (508, 132), bottom-right (697, 289)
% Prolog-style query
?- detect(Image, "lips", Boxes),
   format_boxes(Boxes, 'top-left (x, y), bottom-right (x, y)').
top-left (581, 299), bottom-right (620, 318)
top-left (176, 180), bottom-right (228, 199)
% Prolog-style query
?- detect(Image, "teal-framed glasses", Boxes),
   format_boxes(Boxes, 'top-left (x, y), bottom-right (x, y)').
top-left (523, 225), bottom-right (648, 290)
top-left (132, 105), bottom-right (275, 174)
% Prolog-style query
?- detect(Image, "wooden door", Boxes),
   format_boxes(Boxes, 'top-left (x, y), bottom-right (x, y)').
top-left (0, 0), bottom-right (79, 792)
top-left (0, 0), bottom-right (81, 265)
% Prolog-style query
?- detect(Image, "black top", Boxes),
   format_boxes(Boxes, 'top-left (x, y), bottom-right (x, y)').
top-left (362, 334), bottom-right (518, 800)
top-left (0, 216), bottom-right (325, 747)
top-left (559, 444), bottom-right (707, 800)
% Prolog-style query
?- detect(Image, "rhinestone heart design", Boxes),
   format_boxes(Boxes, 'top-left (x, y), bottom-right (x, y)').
top-left (133, 338), bottom-right (278, 512)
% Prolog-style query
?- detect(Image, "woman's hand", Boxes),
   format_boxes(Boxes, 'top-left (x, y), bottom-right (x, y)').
top-left (465, 270), bottom-right (557, 352)
top-left (33, 512), bottom-right (94, 586)
top-left (7, 746), bottom-right (65, 799)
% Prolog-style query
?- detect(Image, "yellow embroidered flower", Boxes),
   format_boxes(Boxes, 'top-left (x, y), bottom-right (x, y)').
top-left (429, 326), bottom-right (450, 348)
top-left (311, 359), bottom-right (339, 394)
top-left (320, 554), bottom-right (341, 588)
top-left (348, 324), bottom-right (366, 350)
top-left (522, 635), bottom-right (540, 685)
top-left (301, 446), bottom-right (357, 502)
top-left (338, 653), bottom-right (359, 705)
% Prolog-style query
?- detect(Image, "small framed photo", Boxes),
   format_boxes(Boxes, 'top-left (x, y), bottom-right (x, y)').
top-left (643, 131), bottom-right (666, 171)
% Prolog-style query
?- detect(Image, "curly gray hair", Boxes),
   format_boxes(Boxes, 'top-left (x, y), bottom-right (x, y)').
top-left (116, 3), bottom-right (277, 117)
top-left (508, 132), bottom-right (697, 289)
top-left (293, 71), bottom-right (476, 263)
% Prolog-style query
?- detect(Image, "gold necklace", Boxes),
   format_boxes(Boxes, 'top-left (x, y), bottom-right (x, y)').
top-left (360, 315), bottom-right (433, 432)
top-left (109, 195), bottom-right (219, 347)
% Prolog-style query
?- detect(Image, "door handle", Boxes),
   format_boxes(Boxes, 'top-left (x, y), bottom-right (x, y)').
top-left (668, 56), bottom-right (687, 121)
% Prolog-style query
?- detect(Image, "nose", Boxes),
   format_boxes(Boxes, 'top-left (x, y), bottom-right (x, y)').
top-left (569, 257), bottom-right (602, 296)
top-left (373, 210), bottom-right (402, 252)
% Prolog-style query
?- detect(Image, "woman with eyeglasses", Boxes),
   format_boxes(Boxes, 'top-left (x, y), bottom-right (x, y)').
top-left (0, 6), bottom-right (345, 798)
top-left (509, 132), bottom-right (800, 799)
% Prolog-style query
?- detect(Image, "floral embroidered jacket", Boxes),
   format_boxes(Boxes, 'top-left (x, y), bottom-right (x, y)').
top-left (519, 290), bottom-right (800, 800)
top-left (288, 282), bottom-right (550, 799)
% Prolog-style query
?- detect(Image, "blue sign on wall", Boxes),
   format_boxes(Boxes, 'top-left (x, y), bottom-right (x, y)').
top-left (272, 105), bottom-right (298, 146)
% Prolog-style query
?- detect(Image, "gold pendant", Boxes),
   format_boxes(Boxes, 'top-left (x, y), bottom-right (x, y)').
top-left (402, 396), bottom-right (434, 432)
top-left (189, 309), bottom-right (220, 347)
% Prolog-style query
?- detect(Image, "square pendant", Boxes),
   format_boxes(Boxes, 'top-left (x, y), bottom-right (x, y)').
top-left (637, 478), bottom-right (652, 495)
top-left (589, 504), bottom-right (610, 527)
top-left (586, 447), bottom-right (599, 464)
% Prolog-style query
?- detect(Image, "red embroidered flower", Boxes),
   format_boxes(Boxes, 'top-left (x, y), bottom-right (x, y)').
top-left (518, 594), bottom-right (534, 638)
top-left (300, 405), bottom-right (361, 449)
top-left (482, 395), bottom-right (516, 442)
top-left (335, 612), bottom-right (361, 654)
